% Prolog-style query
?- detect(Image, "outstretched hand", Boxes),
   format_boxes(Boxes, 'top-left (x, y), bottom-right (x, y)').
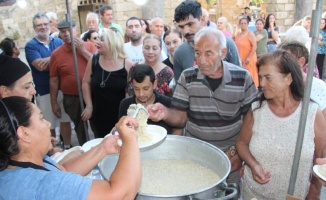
top-left (146, 103), bottom-right (167, 122)
top-left (251, 163), bottom-right (271, 184)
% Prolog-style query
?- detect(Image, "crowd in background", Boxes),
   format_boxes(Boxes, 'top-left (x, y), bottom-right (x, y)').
top-left (1, 1), bottom-right (326, 199)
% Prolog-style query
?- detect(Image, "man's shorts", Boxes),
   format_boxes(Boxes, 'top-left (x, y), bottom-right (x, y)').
top-left (36, 91), bottom-right (71, 129)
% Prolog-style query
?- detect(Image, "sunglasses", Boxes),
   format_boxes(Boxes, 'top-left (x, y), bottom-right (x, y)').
top-left (92, 36), bottom-right (99, 40)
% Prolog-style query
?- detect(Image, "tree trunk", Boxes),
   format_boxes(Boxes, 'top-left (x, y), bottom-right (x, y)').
top-left (141, 0), bottom-right (165, 20)
top-left (294, 0), bottom-right (314, 22)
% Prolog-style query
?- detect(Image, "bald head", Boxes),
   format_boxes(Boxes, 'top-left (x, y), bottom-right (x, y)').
top-left (201, 9), bottom-right (209, 26)
top-left (150, 17), bottom-right (164, 37)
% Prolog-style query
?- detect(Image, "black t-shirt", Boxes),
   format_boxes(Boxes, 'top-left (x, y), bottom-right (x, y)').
top-left (118, 91), bottom-right (173, 134)
top-left (162, 57), bottom-right (174, 70)
top-left (206, 76), bottom-right (223, 91)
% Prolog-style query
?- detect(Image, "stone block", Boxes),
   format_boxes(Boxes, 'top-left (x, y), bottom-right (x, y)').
top-left (276, 4), bottom-right (285, 11)
top-left (3, 18), bottom-right (14, 25)
top-left (278, 26), bottom-right (285, 33)
top-left (0, 10), bottom-right (10, 20)
top-left (284, 4), bottom-right (294, 11)
top-left (276, 0), bottom-right (288, 3)
top-left (33, 1), bottom-right (39, 7)
top-left (116, 2), bottom-right (133, 12)
top-left (284, 18), bottom-right (294, 26)
top-left (276, 12), bottom-right (288, 19)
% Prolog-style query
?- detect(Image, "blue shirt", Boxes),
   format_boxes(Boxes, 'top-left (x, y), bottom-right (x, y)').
top-left (25, 37), bottom-right (63, 95)
top-left (318, 30), bottom-right (326, 54)
top-left (0, 156), bottom-right (92, 200)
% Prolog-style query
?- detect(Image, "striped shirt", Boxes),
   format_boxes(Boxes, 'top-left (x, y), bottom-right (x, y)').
top-left (171, 61), bottom-right (258, 151)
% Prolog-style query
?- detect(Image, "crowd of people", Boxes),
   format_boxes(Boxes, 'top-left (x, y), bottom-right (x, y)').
top-left (1, 1), bottom-right (326, 199)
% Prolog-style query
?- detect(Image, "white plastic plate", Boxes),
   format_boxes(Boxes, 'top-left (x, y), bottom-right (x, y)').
top-left (82, 138), bottom-right (103, 152)
top-left (108, 125), bottom-right (167, 151)
top-left (52, 146), bottom-right (82, 163)
top-left (313, 164), bottom-right (326, 182)
top-left (139, 124), bottom-right (167, 150)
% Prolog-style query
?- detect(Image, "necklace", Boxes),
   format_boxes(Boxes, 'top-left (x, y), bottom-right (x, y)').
top-left (130, 44), bottom-right (141, 57)
top-left (100, 69), bottom-right (111, 88)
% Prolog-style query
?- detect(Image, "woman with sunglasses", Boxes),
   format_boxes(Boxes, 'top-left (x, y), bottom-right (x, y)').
top-left (82, 30), bottom-right (99, 46)
top-left (82, 28), bottom-right (134, 138)
top-left (82, 30), bottom-right (99, 53)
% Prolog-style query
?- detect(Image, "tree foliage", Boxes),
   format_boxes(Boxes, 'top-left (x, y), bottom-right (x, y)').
top-left (251, 0), bottom-right (264, 5)
top-left (206, 0), bottom-right (217, 7)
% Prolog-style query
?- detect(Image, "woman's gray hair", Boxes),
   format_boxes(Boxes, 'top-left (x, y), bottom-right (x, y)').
top-left (284, 26), bottom-right (309, 45)
top-left (283, 26), bottom-right (311, 52)
top-left (194, 27), bottom-right (227, 53)
top-left (46, 12), bottom-right (58, 20)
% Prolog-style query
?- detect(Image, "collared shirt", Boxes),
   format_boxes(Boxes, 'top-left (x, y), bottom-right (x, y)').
top-left (172, 61), bottom-right (258, 151)
top-left (99, 22), bottom-right (124, 36)
top-left (25, 36), bottom-right (63, 95)
top-left (49, 43), bottom-right (88, 95)
top-left (207, 20), bottom-right (217, 28)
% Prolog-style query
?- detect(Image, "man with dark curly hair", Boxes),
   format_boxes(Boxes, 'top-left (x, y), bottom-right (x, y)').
top-left (173, 0), bottom-right (241, 82)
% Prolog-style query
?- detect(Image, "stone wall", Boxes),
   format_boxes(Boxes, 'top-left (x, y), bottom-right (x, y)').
top-left (1, 0), bottom-right (325, 47)
top-left (264, 0), bottom-right (326, 33)
top-left (213, 0), bottom-right (249, 23)
top-left (0, 0), bottom-right (80, 47)
top-left (0, 0), bottom-right (183, 47)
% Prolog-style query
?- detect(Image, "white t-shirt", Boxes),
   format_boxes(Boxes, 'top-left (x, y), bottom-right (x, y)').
top-left (124, 42), bottom-right (144, 63)
top-left (310, 77), bottom-right (326, 110)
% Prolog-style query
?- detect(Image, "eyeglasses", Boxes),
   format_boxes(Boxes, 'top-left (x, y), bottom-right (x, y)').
top-left (92, 36), bottom-right (98, 40)
top-left (35, 23), bottom-right (49, 28)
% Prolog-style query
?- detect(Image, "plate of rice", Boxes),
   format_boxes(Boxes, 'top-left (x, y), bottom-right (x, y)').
top-left (138, 124), bottom-right (167, 150)
top-left (313, 164), bottom-right (326, 181)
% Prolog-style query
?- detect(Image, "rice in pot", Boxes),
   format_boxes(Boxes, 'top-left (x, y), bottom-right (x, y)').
top-left (139, 159), bottom-right (220, 195)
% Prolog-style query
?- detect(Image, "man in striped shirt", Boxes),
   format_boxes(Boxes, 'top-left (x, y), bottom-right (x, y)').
top-left (148, 27), bottom-right (258, 193)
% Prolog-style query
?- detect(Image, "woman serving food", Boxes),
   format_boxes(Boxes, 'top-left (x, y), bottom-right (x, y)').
top-left (0, 96), bottom-right (141, 199)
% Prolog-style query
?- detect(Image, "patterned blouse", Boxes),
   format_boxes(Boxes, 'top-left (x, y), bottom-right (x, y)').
top-left (318, 30), bottom-right (326, 54)
top-left (303, 64), bottom-right (320, 79)
top-left (126, 65), bottom-right (174, 97)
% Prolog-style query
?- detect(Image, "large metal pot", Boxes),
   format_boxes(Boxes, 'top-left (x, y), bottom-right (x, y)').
top-left (98, 135), bottom-right (237, 199)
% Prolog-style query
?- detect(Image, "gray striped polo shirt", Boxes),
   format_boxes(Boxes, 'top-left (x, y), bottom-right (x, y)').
top-left (171, 61), bottom-right (258, 151)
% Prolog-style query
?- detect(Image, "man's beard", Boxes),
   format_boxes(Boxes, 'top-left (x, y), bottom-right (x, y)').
top-left (129, 33), bottom-right (142, 42)
top-left (37, 30), bottom-right (50, 39)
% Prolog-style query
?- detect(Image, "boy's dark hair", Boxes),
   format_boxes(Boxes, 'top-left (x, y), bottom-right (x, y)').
top-left (131, 64), bottom-right (155, 84)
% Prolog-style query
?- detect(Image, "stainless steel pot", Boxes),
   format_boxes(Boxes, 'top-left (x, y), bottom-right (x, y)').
top-left (98, 135), bottom-right (237, 199)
